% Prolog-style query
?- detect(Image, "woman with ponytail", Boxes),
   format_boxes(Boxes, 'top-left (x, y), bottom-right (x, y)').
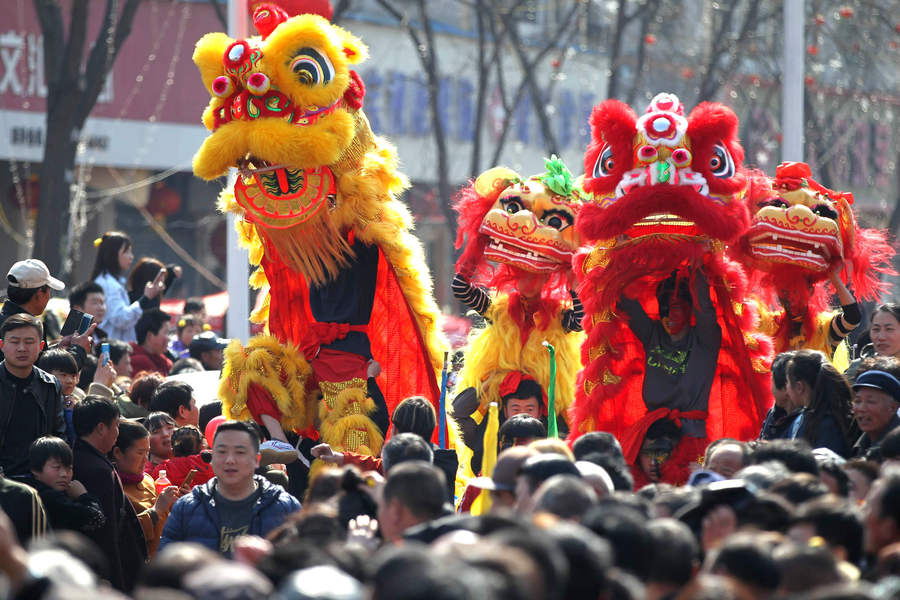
top-left (91, 232), bottom-right (165, 342)
top-left (785, 350), bottom-right (856, 457)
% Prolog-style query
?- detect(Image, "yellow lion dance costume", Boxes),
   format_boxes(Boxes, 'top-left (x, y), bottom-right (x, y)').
top-left (192, 2), bottom-right (445, 460)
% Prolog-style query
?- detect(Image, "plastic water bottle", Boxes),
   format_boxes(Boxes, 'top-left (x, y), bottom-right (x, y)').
top-left (155, 470), bottom-right (171, 495)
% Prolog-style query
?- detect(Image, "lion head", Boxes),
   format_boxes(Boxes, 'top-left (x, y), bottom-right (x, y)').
top-left (455, 157), bottom-right (585, 296)
top-left (738, 162), bottom-right (894, 302)
top-left (579, 93), bottom-right (748, 253)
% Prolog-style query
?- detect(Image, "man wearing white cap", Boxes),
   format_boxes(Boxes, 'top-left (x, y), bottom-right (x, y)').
top-left (1, 259), bottom-right (66, 337)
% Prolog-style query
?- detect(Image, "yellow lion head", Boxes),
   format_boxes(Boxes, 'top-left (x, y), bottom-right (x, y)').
top-left (192, 10), bottom-right (368, 181)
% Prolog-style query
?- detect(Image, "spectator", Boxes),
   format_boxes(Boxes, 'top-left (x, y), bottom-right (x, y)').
top-left (189, 331), bottom-right (229, 371)
top-left (130, 371), bottom-right (164, 414)
top-left (705, 533), bottom-right (780, 597)
top-left (68, 281), bottom-right (108, 341)
top-left (851, 369), bottom-right (900, 459)
top-left (760, 351), bottom-right (799, 440)
top-left (150, 380), bottom-right (199, 427)
top-left (0, 472), bottom-right (47, 544)
top-left (844, 459), bottom-right (880, 504)
top-left (131, 308), bottom-right (174, 377)
top-left (785, 350), bottom-right (854, 457)
top-left (2, 259), bottom-right (67, 344)
top-left (159, 420), bottom-right (300, 555)
top-left (183, 297), bottom-right (208, 324)
top-left (152, 425), bottom-right (215, 489)
top-left (72, 395), bottom-right (146, 592)
top-left (751, 438), bottom-right (820, 475)
top-left (863, 468), bottom-right (900, 558)
top-left (91, 231), bottom-right (166, 343)
top-left (106, 338), bottom-right (133, 380)
top-left (531, 475), bottom-right (598, 520)
top-left (645, 519), bottom-right (698, 600)
top-left (170, 315), bottom-right (203, 359)
top-left (791, 495), bottom-right (865, 567)
top-left (704, 439), bottom-right (748, 478)
top-left (127, 257), bottom-right (180, 306)
top-left (146, 411), bottom-right (177, 472)
top-left (378, 461), bottom-right (448, 544)
top-left (515, 454), bottom-right (580, 513)
top-left (113, 419), bottom-right (180, 557)
top-left (499, 413), bottom-right (547, 450)
top-left (0, 314), bottom-right (65, 476)
top-left (572, 431), bottom-right (624, 464)
top-left (465, 446), bottom-right (537, 512)
top-left (170, 357), bottom-right (205, 375)
top-left (381, 433), bottom-right (434, 472)
top-left (37, 348), bottom-right (81, 444)
top-left (22, 436), bottom-right (105, 535)
top-left (773, 544), bottom-right (845, 595)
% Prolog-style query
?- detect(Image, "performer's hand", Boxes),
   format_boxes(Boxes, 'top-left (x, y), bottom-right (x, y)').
top-left (829, 258), bottom-right (851, 285)
top-left (367, 360), bottom-right (381, 378)
top-left (311, 443), bottom-right (344, 465)
top-left (347, 514), bottom-right (380, 552)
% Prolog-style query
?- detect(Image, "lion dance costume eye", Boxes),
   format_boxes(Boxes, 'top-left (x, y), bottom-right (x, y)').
top-left (193, 0), bottom-right (447, 470)
top-left (570, 92), bottom-right (774, 487)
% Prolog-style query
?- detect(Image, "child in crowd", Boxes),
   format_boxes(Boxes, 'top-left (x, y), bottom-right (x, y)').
top-left (169, 315), bottom-right (203, 360)
top-left (22, 436), bottom-right (105, 534)
top-left (152, 425), bottom-right (214, 490)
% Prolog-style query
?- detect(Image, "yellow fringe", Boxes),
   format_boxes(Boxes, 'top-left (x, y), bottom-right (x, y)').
top-left (218, 335), bottom-right (316, 433)
top-left (318, 385), bottom-right (384, 457)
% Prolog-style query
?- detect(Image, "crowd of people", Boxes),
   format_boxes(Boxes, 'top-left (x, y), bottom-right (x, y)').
top-left (2, 234), bottom-right (900, 599)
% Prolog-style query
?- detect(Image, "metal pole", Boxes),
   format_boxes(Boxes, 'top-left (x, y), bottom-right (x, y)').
top-left (782, 0), bottom-right (805, 162)
top-left (226, 0), bottom-right (250, 342)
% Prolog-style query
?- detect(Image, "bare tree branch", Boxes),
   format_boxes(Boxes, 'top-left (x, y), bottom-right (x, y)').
top-left (33, 0), bottom-right (64, 96)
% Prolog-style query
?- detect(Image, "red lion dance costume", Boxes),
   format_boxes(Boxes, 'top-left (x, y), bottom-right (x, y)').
top-left (735, 162), bottom-right (894, 358)
top-left (191, 2), bottom-right (444, 461)
top-left (572, 93), bottom-right (772, 486)
top-left (451, 157), bottom-right (585, 484)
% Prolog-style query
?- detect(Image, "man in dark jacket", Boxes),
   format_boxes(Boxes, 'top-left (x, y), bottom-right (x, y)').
top-left (0, 314), bottom-right (66, 477)
top-left (159, 420), bottom-right (300, 556)
top-left (72, 396), bottom-right (146, 592)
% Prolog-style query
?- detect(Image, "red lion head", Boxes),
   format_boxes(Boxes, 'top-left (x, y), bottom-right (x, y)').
top-left (578, 93), bottom-right (749, 252)
top-left (738, 162), bottom-right (894, 307)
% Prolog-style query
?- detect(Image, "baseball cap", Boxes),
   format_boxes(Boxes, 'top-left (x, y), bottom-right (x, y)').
top-left (189, 331), bottom-right (230, 355)
top-left (7, 259), bottom-right (65, 291)
top-left (852, 370), bottom-right (900, 404)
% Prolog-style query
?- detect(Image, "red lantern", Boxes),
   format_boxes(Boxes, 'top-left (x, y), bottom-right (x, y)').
top-left (804, 75), bottom-right (816, 86)
top-left (147, 182), bottom-right (181, 219)
top-left (807, 45), bottom-right (819, 56)
top-left (839, 6), bottom-right (854, 18)
top-left (551, 59), bottom-right (560, 69)
top-left (749, 75), bottom-right (761, 86)
top-left (644, 34), bottom-right (657, 45)
top-left (681, 67), bottom-right (694, 79)
top-left (247, 0), bottom-right (333, 20)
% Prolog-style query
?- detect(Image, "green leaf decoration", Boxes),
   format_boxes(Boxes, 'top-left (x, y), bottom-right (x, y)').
top-left (538, 155), bottom-right (575, 197)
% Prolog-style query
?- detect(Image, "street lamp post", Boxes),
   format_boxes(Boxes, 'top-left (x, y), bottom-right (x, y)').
top-left (782, 0), bottom-right (805, 162)
top-left (226, 0), bottom-right (251, 342)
